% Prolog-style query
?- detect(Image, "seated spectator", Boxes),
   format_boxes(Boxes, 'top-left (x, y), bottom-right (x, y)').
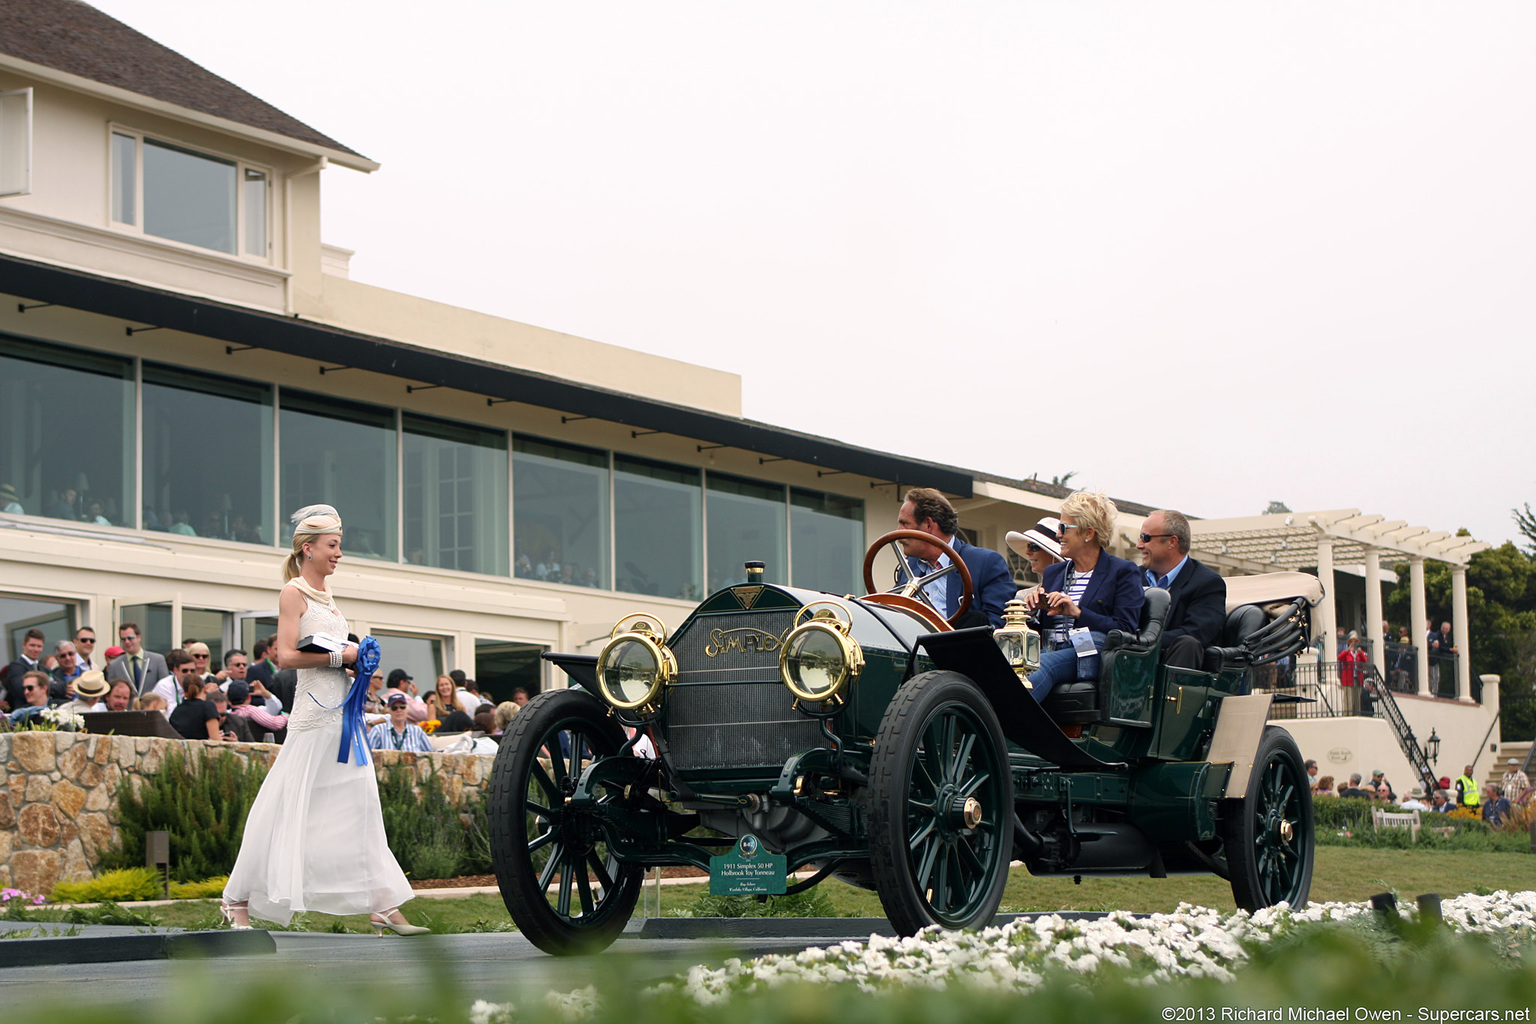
top-left (225, 681), bottom-right (288, 741)
top-left (168, 672), bottom-right (220, 740)
top-left (50, 641), bottom-right (85, 700)
top-left (449, 670), bottom-right (481, 714)
top-left (493, 701), bottom-right (519, 736)
top-left (511, 686), bottom-right (530, 707)
top-left (1398, 786), bottom-right (1431, 811)
top-left (151, 650), bottom-right (198, 708)
top-left (1340, 773), bottom-right (1368, 799)
top-left (1430, 789), bottom-right (1452, 813)
top-left (7, 670), bottom-right (54, 726)
top-left (470, 709), bottom-right (501, 754)
top-left (1370, 769), bottom-right (1395, 802)
top-left (1313, 774), bottom-right (1334, 796)
top-left (425, 675), bottom-right (461, 720)
top-left (208, 689), bottom-right (252, 742)
top-left (364, 669), bottom-right (388, 713)
top-left (0, 482), bottom-right (23, 514)
top-left (437, 708), bottom-right (474, 733)
top-left (367, 693), bottom-right (433, 752)
top-left (1501, 758), bottom-right (1530, 800)
top-left (1019, 491), bottom-right (1145, 703)
top-left (97, 679), bottom-right (134, 713)
top-left (59, 670), bottom-right (108, 715)
top-left (1481, 784), bottom-right (1511, 827)
top-left (134, 692), bottom-right (169, 715)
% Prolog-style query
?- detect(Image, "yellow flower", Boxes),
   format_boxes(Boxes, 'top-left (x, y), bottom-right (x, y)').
top-left (421, 719), bottom-right (440, 734)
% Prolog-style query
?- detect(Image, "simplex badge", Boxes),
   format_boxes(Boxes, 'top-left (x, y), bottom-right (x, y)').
top-left (709, 833), bottom-right (787, 895)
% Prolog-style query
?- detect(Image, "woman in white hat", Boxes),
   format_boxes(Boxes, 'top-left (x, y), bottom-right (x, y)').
top-left (221, 505), bottom-right (424, 935)
top-left (1006, 516), bottom-right (1065, 581)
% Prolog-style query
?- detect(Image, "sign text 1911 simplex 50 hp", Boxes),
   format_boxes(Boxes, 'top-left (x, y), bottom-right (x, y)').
top-left (488, 531), bottom-right (1321, 954)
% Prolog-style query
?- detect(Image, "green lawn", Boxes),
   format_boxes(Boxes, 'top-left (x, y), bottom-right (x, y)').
top-left (32, 846), bottom-right (1535, 933)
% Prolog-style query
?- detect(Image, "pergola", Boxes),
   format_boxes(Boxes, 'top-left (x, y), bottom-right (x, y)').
top-left (1182, 510), bottom-right (1488, 700)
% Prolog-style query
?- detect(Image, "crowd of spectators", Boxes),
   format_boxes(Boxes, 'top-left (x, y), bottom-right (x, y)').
top-left (1304, 756), bottom-right (1530, 826)
top-left (1, 624), bottom-right (531, 752)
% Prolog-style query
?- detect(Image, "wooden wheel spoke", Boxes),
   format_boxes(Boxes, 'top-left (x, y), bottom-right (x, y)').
top-left (587, 850), bottom-right (616, 891)
top-left (538, 843), bottom-right (565, 892)
top-left (527, 828), bottom-right (556, 856)
top-left (947, 727), bottom-right (976, 786)
top-left (913, 832), bottom-right (941, 889)
top-left (908, 817), bottom-right (937, 852)
top-left (574, 864), bottom-right (596, 916)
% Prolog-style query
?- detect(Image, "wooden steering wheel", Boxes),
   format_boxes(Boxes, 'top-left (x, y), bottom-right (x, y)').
top-left (861, 529), bottom-right (974, 626)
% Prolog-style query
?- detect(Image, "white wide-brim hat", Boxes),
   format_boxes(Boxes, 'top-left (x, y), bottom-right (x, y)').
top-left (1006, 516), bottom-right (1064, 561)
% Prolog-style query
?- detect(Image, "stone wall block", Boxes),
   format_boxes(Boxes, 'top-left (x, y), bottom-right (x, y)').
top-left (0, 827), bottom-right (12, 861)
top-left (84, 785), bottom-right (109, 813)
top-left (92, 736), bottom-right (112, 764)
top-left (139, 740), bottom-right (166, 775)
top-left (57, 817), bottom-right (78, 849)
top-left (9, 849), bottom-right (61, 896)
top-left (17, 803), bottom-right (60, 847)
top-left (59, 740), bottom-right (88, 779)
top-left (78, 812), bottom-right (113, 859)
top-left (0, 790), bottom-right (12, 829)
top-left (8, 774), bottom-right (24, 808)
top-left (79, 762), bottom-right (103, 788)
top-left (12, 732), bottom-right (55, 773)
top-left (52, 780), bottom-right (86, 820)
top-left (25, 774), bottom-right (52, 803)
top-left (415, 758), bottom-right (433, 783)
top-left (61, 838), bottom-right (90, 882)
top-left (54, 732), bottom-right (73, 754)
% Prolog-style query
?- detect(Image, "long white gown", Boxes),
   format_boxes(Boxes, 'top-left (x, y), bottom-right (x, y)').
top-left (223, 582), bottom-right (413, 924)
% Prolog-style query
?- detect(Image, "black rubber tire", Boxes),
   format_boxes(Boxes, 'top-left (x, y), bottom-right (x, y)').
top-left (868, 670), bottom-right (1012, 934)
top-left (487, 687), bottom-right (644, 955)
top-left (1221, 724), bottom-right (1315, 911)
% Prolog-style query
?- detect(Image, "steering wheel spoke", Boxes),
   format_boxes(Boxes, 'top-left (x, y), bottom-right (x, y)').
top-left (863, 529), bottom-right (975, 625)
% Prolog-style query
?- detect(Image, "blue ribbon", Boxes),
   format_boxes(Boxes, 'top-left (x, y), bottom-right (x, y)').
top-left (337, 635), bottom-right (380, 765)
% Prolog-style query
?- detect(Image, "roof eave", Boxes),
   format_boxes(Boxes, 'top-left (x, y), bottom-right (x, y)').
top-left (0, 54), bottom-right (379, 172)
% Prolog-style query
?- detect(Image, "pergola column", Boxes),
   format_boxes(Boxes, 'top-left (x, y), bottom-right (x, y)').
top-left (1452, 564), bottom-right (1471, 701)
top-left (1315, 538), bottom-right (1336, 658)
top-left (1410, 556), bottom-right (1429, 696)
top-left (1363, 547), bottom-right (1384, 669)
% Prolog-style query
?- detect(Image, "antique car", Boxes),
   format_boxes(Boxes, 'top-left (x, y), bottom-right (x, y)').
top-left (488, 530), bottom-right (1322, 955)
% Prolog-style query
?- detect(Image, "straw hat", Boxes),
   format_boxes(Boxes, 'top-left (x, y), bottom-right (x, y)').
top-left (73, 670), bottom-right (109, 700)
top-left (1006, 516), bottom-right (1064, 561)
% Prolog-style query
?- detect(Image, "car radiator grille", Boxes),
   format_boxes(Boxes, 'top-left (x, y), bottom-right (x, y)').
top-left (665, 610), bottom-right (823, 772)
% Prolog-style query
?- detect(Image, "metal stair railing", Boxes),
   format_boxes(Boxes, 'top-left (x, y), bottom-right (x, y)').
top-left (1366, 665), bottom-right (1438, 793)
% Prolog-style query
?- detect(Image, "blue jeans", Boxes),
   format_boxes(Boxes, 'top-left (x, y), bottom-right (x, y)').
top-left (1029, 632), bottom-right (1106, 703)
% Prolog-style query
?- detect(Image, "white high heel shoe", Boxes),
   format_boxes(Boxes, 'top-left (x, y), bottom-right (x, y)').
top-left (219, 900), bottom-right (252, 930)
top-left (370, 908), bottom-right (429, 936)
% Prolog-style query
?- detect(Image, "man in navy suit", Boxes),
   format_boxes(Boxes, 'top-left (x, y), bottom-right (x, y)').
top-left (896, 487), bottom-right (1014, 628)
top-left (1136, 509), bottom-right (1226, 669)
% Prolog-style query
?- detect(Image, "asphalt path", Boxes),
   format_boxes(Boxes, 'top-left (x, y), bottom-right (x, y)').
top-left (0, 922), bottom-right (866, 1014)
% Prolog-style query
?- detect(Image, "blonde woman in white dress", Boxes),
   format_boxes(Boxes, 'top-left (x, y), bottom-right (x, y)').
top-left (222, 505), bottom-right (425, 935)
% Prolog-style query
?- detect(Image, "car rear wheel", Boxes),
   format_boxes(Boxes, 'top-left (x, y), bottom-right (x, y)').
top-left (1221, 725), bottom-right (1314, 911)
top-left (487, 688), bottom-right (644, 955)
top-left (868, 670), bottom-right (1011, 934)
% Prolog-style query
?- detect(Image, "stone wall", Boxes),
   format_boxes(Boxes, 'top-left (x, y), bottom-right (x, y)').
top-left (0, 732), bottom-right (492, 896)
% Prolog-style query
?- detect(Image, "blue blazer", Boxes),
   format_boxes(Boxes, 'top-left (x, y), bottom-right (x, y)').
top-left (1040, 551), bottom-right (1145, 636)
top-left (905, 536), bottom-right (1015, 628)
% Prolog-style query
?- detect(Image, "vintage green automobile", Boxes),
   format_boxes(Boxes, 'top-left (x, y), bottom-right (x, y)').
top-left (488, 530), bottom-right (1321, 955)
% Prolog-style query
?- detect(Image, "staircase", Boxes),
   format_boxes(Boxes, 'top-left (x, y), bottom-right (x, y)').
top-left (1366, 666), bottom-right (1439, 793)
top-left (1484, 740), bottom-right (1532, 791)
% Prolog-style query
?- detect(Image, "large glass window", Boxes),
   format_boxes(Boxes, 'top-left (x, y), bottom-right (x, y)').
top-left (475, 638), bottom-right (545, 704)
top-left (403, 414), bottom-right (508, 575)
top-left (512, 437), bottom-right (609, 588)
top-left (615, 455), bottom-right (701, 600)
top-left (1, 594), bottom-right (77, 665)
top-left (790, 489), bottom-right (864, 595)
top-left (110, 131), bottom-right (268, 258)
top-left (706, 473), bottom-right (786, 591)
top-left (373, 632), bottom-right (444, 692)
top-left (143, 364), bottom-right (272, 542)
top-left (0, 334), bottom-right (133, 526)
top-left (279, 391), bottom-right (396, 560)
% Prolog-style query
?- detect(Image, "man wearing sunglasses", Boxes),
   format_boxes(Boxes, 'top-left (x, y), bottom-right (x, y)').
top-left (1136, 509), bottom-right (1226, 670)
top-left (7, 670), bottom-right (54, 725)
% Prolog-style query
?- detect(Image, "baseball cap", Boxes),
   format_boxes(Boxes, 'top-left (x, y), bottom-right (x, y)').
top-left (386, 668), bottom-right (413, 686)
top-left (228, 681), bottom-right (251, 704)
top-left (387, 692), bottom-right (408, 708)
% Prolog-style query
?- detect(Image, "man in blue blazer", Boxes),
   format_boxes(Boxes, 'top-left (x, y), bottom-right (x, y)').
top-left (1136, 509), bottom-right (1226, 669)
top-left (896, 488), bottom-right (1015, 628)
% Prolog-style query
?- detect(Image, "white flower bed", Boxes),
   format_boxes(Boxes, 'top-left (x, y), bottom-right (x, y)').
top-left (469, 892), bottom-right (1536, 1023)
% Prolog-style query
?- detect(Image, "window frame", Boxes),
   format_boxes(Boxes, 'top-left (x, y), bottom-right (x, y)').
top-left (0, 87), bottom-right (33, 198)
top-left (106, 123), bottom-right (273, 261)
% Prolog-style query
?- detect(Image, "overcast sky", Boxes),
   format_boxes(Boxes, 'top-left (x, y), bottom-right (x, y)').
top-left (92, 2), bottom-right (1536, 548)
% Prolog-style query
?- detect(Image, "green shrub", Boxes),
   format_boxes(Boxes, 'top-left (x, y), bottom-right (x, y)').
top-left (48, 867), bottom-right (162, 904)
top-left (1312, 795), bottom-right (1531, 852)
top-left (101, 747), bottom-right (269, 881)
top-left (378, 765), bottom-right (490, 879)
top-left (169, 876), bottom-right (230, 900)
top-left (682, 887), bottom-right (839, 918)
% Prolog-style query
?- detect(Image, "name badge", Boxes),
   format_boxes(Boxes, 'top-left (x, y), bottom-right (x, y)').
top-left (1069, 627), bottom-right (1096, 658)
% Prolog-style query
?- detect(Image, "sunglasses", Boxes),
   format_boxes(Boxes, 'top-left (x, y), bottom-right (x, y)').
top-left (77, 637), bottom-right (96, 644)
top-left (193, 653), bottom-right (211, 659)
top-left (1138, 532), bottom-right (1173, 543)
top-left (1026, 542), bottom-right (1043, 554)
top-left (22, 685), bottom-right (39, 692)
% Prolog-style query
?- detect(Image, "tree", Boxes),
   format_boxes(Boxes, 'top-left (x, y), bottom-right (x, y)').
top-left (1050, 471), bottom-right (1077, 488)
top-left (1264, 501), bottom-right (1292, 515)
top-left (1514, 503), bottom-right (1536, 555)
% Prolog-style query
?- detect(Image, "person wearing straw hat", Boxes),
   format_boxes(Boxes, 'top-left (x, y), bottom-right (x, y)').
top-left (0, 482), bottom-right (23, 515)
top-left (58, 670), bottom-right (109, 715)
top-left (1006, 516), bottom-right (1065, 581)
top-left (1501, 758), bottom-right (1529, 800)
